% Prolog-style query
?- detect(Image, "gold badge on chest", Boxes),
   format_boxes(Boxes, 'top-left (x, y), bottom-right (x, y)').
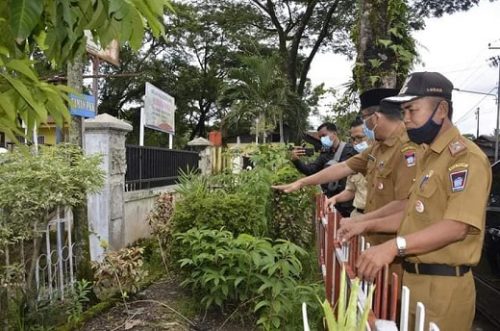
top-left (415, 200), bottom-right (425, 213)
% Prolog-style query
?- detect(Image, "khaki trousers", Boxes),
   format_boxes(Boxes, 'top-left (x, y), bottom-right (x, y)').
top-left (402, 271), bottom-right (475, 331)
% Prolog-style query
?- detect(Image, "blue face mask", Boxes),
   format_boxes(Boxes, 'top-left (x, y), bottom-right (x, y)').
top-left (363, 122), bottom-right (376, 141)
top-left (320, 136), bottom-right (334, 149)
top-left (353, 141), bottom-right (369, 153)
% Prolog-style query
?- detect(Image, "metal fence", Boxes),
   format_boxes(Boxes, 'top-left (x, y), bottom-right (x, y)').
top-left (125, 145), bottom-right (199, 191)
top-left (312, 193), bottom-right (440, 331)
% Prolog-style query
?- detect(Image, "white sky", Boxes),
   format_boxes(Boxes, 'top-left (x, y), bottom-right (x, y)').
top-left (309, 0), bottom-right (500, 136)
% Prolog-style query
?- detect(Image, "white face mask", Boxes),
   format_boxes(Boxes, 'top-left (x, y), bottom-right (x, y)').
top-left (353, 141), bottom-right (369, 153)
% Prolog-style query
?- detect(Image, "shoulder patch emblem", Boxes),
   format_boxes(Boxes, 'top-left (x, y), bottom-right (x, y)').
top-left (450, 170), bottom-right (468, 192)
top-left (448, 163), bottom-right (469, 171)
top-left (448, 140), bottom-right (467, 156)
top-left (404, 151), bottom-right (416, 167)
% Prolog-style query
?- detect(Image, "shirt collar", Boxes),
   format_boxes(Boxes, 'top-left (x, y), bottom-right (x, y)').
top-left (430, 126), bottom-right (460, 154)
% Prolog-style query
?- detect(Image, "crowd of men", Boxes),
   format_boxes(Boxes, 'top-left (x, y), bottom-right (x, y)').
top-left (275, 71), bottom-right (492, 330)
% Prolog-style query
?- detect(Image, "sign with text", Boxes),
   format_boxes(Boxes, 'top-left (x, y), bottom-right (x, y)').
top-left (144, 82), bottom-right (175, 134)
top-left (69, 93), bottom-right (96, 118)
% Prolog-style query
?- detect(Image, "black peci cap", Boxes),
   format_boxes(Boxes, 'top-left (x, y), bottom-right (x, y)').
top-left (378, 100), bottom-right (403, 118)
top-left (359, 88), bottom-right (400, 110)
top-left (384, 72), bottom-right (453, 104)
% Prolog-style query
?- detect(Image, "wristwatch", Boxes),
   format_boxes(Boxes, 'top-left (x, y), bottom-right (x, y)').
top-left (396, 236), bottom-right (407, 257)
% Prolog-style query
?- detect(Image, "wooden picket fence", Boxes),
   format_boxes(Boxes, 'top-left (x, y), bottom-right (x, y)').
top-left (306, 193), bottom-right (441, 331)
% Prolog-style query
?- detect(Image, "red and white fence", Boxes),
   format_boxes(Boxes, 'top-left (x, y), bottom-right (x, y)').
top-left (310, 193), bottom-right (440, 331)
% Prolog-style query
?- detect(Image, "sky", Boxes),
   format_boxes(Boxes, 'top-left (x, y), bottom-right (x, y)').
top-left (308, 0), bottom-right (500, 137)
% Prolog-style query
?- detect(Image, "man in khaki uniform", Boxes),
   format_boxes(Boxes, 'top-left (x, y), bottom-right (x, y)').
top-left (273, 88), bottom-right (417, 230)
top-left (341, 72), bottom-right (491, 330)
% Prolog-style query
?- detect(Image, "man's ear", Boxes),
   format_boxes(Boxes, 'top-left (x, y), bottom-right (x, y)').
top-left (437, 100), bottom-right (449, 120)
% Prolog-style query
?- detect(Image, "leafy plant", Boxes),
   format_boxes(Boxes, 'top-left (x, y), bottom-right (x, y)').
top-left (0, 144), bottom-right (104, 241)
top-left (175, 228), bottom-right (319, 330)
top-left (270, 165), bottom-right (317, 247)
top-left (172, 169), bottom-right (272, 237)
top-left (0, 0), bottom-right (173, 138)
top-left (147, 193), bottom-right (175, 271)
top-left (92, 247), bottom-right (148, 300)
top-left (66, 279), bottom-right (92, 325)
top-left (319, 266), bottom-right (375, 331)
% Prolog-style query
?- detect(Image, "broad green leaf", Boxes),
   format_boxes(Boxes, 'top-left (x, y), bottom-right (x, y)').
top-left (9, 0), bottom-right (43, 42)
top-left (320, 298), bottom-right (337, 331)
top-left (6, 59), bottom-right (38, 81)
top-left (0, 90), bottom-right (18, 122)
top-left (254, 299), bottom-right (270, 312)
top-left (378, 39), bottom-right (392, 48)
top-left (1, 73), bottom-right (47, 125)
top-left (345, 279), bottom-right (360, 329)
top-left (86, 0), bottom-right (108, 29)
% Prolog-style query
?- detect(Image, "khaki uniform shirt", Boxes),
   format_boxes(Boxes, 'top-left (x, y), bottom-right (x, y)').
top-left (399, 126), bottom-right (491, 266)
top-left (345, 173), bottom-right (367, 210)
top-left (346, 123), bottom-right (418, 213)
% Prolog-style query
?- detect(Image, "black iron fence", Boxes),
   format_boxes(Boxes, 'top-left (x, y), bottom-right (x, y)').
top-left (125, 145), bottom-right (199, 191)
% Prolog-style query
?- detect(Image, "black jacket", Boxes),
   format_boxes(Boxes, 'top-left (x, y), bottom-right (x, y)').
top-left (292, 142), bottom-right (356, 215)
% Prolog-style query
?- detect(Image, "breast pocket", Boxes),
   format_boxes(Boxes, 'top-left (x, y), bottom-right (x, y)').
top-left (375, 171), bottom-right (394, 197)
top-left (412, 179), bottom-right (439, 223)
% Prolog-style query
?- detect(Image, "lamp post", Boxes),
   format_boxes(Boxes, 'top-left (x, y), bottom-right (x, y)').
top-left (488, 45), bottom-right (500, 162)
top-left (453, 87), bottom-right (498, 160)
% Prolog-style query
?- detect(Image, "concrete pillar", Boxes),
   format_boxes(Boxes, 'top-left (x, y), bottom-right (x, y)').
top-left (84, 114), bottom-right (132, 261)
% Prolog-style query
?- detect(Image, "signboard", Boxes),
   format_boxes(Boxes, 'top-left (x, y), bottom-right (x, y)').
top-left (143, 82), bottom-right (175, 134)
top-left (85, 30), bottom-right (120, 66)
top-left (69, 93), bottom-right (96, 118)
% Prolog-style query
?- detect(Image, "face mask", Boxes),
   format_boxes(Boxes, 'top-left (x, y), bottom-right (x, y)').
top-left (320, 136), bottom-right (334, 148)
top-left (353, 141), bottom-right (369, 153)
top-left (407, 102), bottom-right (443, 145)
top-left (363, 121), bottom-right (376, 141)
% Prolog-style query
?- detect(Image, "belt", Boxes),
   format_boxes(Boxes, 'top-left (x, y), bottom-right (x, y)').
top-left (403, 261), bottom-right (470, 277)
top-left (355, 208), bottom-right (365, 213)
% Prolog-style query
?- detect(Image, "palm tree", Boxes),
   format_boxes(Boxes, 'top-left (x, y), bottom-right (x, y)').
top-left (223, 55), bottom-right (288, 143)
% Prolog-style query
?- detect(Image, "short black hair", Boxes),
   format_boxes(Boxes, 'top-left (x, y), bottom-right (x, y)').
top-left (350, 117), bottom-right (364, 128)
top-left (317, 122), bottom-right (337, 132)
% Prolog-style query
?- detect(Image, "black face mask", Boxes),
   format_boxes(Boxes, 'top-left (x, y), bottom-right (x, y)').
top-left (407, 102), bottom-right (443, 145)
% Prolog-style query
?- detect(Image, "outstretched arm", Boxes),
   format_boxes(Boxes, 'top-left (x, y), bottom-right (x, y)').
top-left (272, 161), bottom-right (354, 193)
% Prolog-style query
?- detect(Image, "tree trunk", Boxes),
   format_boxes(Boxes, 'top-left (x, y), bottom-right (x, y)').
top-left (279, 110), bottom-right (284, 143)
top-left (354, 0), bottom-right (397, 91)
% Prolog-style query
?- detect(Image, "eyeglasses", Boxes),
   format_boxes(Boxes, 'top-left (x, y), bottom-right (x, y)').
top-left (360, 112), bottom-right (375, 121)
top-left (350, 136), bottom-right (366, 143)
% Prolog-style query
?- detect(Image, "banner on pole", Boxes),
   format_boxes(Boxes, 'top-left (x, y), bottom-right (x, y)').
top-left (144, 82), bottom-right (175, 134)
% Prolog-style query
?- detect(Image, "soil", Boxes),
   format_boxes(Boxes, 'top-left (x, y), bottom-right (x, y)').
top-left (80, 277), bottom-right (255, 331)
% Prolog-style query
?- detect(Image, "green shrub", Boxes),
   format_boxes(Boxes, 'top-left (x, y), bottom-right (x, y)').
top-left (172, 169), bottom-right (273, 237)
top-left (269, 165), bottom-right (317, 247)
top-left (175, 228), bottom-right (320, 330)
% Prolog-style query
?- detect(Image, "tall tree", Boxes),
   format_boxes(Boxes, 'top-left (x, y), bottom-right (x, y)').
top-left (247, 0), bottom-right (356, 98)
top-left (98, 1), bottom-right (268, 145)
top-left (224, 55), bottom-right (288, 143)
top-left (353, 0), bottom-right (498, 92)
top-left (0, 0), bottom-right (172, 139)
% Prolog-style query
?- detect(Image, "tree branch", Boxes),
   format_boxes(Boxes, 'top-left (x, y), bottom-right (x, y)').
top-left (289, 0), bottom-right (318, 91)
top-left (297, 0), bottom-right (340, 96)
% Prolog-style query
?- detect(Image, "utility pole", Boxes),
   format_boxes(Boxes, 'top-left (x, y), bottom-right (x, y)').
top-left (488, 44), bottom-right (500, 162)
top-left (476, 107), bottom-right (480, 139)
